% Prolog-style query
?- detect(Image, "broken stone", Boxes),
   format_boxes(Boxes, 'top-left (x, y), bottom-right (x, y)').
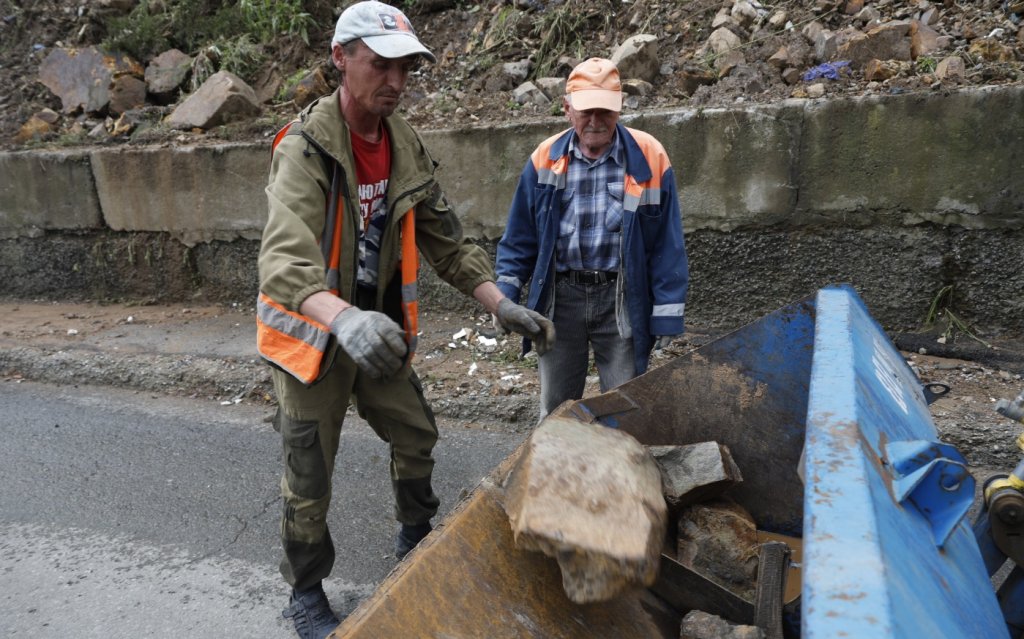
top-left (36, 108), bottom-right (60, 125)
top-left (864, 58), bottom-right (899, 81)
top-left (708, 26), bottom-right (744, 56)
top-left (144, 48), bottom-right (192, 104)
top-left (502, 59), bottom-right (531, 84)
top-left (969, 37), bottom-right (1016, 62)
top-left (838, 21), bottom-right (913, 66)
top-left (801, 20), bottom-right (826, 45)
top-left (512, 81), bottom-right (550, 107)
top-left (911, 20), bottom-right (945, 59)
top-left (731, 1), bottom-right (759, 29)
top-left (677, 499), bottom-right (760, 601)
top-left (768, 11), bottom-right (788, 28)
top-left (13, 113), bottom-right (56, 144)
top-left (680, 610), bottom-right (766, 639)
top-left (108, 74), bottom-right (146, 115)
top-left (814, 29), bottom-right (838, 61)
top-left (782, 67), bottom-right (802, 84)
top-left (503, 416), bottom-right (667, 604)
top-left (38, 46), bottom-right (144, 114)
top-left (621, 78), bottom-right (654, 97)
top-left (712, 8), bottom-right (734, 29)
top-left (288, 66), bottom-right (331, 109)
top-left (806, 82), bottom-right (826, 98)
top-left (844, 0), bottom-right (864, 15)
top-left (534, 77), bottom-right (566, 100)
top-left (611, 34), bottom-right (660, 83)
top-left (648, 442), bottom-right (743, 510)
top-left (853, 6), bottom-right (882, 27)
top-left (164, 70), bottom-right (261, 130)
top-left (935, 55), bottom-right (966, 81)
top-left (677, 66), bottom-right (718, 96)
top-left (767, 46), bottom-right (791, 69)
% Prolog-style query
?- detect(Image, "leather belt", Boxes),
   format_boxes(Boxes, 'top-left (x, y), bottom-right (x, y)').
top-left (556, 270), bottom-right (618, 285)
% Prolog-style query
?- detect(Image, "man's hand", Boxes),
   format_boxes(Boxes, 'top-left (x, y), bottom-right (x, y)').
top-left (494, 298), bottom-right (555, 356)
top-left (653, 335), bottom-right (673, 350)
top-left (329, 308), bottom-right (407, 379)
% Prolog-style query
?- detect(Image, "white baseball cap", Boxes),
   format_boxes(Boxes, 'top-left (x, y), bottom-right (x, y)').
top-left (332, 1), bottom-right (436, 64)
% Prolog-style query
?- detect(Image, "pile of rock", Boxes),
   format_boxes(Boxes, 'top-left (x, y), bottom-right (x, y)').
top-left (16, 43), bottom-right (332, 145)
top-left (503, 417), bottom-right (798, 639)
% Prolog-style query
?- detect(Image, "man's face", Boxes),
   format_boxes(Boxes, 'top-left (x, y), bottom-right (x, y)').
top-left (564, 98), bottom-right (619, 159)
top-left (333, 41), bottom-right (419, 119)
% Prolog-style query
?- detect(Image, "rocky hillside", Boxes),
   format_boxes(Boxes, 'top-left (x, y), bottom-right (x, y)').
top-left (1, 0), bottom-right (1022, 150)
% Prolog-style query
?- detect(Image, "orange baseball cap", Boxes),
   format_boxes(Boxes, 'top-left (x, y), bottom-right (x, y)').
top-left (565, 58), bottom-right (622, 112)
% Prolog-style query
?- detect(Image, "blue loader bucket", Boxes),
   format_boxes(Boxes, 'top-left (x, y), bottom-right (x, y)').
top-left (333, 284), bottom-right (1008, 638)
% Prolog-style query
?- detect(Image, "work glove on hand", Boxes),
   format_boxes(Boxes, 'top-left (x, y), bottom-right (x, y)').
top-left (653, 335), bottom-right (673, 351)
top-left (329, 308), bottom-right (407, 379)
top-left (493, 298), bottom-right (556, 356)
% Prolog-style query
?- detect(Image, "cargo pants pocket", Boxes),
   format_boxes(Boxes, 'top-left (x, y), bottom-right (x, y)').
top-left (276, 411), bottom-right (329, 499)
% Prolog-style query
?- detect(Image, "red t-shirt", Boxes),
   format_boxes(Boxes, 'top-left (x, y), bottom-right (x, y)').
top-left (350, 127), bottom-right (391, 289)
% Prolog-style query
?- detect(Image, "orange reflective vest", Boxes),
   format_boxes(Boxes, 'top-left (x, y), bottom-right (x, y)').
top-left (256, 121), bottom-right (420, 385)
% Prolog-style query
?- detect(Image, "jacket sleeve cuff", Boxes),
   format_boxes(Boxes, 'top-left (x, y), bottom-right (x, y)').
top-left (650, 316), bottom-right (684, 337)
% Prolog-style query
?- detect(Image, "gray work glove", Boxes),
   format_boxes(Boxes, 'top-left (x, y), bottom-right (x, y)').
top-left (493, 298), bottom-right (555, 356)
top-left (653, 335), bottom-right (673, 351)
top-left (329, 308), bottom-right (407, 379)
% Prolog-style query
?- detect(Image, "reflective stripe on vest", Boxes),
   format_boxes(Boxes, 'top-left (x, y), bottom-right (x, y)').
top-left (256, 120), bottom-right (421, 381)
top-left (255, 292), bottom-right (331, 384)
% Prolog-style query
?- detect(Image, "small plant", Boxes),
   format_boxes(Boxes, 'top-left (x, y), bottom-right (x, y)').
top-left (916, 56), bottom-right (938, 74)
top-left (217, 34), bottom-right (266, 80)
top-left (102, 0), bottom-right (171, 60)
top-left (924, 284), bottom-right (992, 348)
top-left (530, 0), bottom-right (604, 79)
top-left (237, 0), bottom-right (315, 45)
top-left (276, 68), bottom-right (309, 103)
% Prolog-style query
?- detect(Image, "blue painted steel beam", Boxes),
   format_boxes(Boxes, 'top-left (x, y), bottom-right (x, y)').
top-left (801, 285), bottom-right (1007, 639)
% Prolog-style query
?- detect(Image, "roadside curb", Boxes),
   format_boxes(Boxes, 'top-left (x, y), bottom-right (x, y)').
top-left (0, 342), bottom-right (272, 402)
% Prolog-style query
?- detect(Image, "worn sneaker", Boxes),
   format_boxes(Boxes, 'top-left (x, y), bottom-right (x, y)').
top-left (394, 522), bottom-right (432, 560)
top-left (282, 583), bottom-right (340, 639)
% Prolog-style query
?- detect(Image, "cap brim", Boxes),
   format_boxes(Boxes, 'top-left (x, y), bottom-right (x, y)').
top-left (569, 89), bottom-right (622, 112)
top-left (362, 34), bottom-right (437, 64)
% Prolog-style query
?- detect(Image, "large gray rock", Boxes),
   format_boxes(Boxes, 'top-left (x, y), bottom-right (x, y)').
top-left (145, 49), bottom-right (193, 104)
top-left (503, 416), bottom-right (667, 604)
top-left (165, 71), bottom-right (261, 130)
top-left (611, 34), bottom-right (660, 83)
top-left (38, 46), bottom-right (144, 114)
top-left (648, 441), bottom-right (742, 509)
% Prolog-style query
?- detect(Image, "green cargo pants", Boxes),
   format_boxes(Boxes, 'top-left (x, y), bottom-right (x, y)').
top-left (272, 350), bottom-right (439, 591)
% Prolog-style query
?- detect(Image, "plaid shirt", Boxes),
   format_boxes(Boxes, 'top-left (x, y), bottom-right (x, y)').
top-left (555, 131), bottom-right (626, 273)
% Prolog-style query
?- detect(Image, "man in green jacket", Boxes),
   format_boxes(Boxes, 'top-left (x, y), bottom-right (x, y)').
top-left (256, 3), bottom-right (554, 637)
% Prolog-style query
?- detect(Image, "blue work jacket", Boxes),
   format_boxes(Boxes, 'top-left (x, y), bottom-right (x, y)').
top-left (495, 123), bottom-right (689, 374)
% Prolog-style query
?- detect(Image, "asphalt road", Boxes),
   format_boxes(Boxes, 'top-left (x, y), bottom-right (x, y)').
top-left (0, 380), bottom-right (524, 638)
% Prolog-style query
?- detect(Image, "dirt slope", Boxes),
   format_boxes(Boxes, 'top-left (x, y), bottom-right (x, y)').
top-left (2, 0), bottom-right (1022, 148)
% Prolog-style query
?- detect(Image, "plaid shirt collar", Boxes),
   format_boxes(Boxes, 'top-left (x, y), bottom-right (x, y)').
top-left (568, 129), bottom-right (625, 168)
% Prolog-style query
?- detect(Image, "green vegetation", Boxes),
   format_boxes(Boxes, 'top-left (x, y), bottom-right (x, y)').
top-left (237, 0), bottom-right (315, 45)
top-left (102, 0), bottom-right (315, 84)
top-left (530, 0), bottom-right (603, 78)
top-left (916, 56), bottom-right (938, 74)
top-left (924, 284), bottom-right (992, 348)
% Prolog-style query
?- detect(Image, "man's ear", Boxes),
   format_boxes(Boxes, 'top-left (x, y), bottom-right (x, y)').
top-left (562, 97), bottom-right (572, 119)
top-left (331, 44), bottom-right (345, 72)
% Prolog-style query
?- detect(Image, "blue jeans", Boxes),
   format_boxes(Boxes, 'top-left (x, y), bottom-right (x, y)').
top-left (538, 277), bottom-right (635, 420)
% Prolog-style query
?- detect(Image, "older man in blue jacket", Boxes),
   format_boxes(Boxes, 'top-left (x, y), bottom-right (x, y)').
top-left (494, 57), bottom-right (689, 419)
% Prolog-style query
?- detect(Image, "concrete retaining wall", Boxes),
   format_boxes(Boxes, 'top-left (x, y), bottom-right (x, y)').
top-left (1, 85), bottom-right (1021, 333)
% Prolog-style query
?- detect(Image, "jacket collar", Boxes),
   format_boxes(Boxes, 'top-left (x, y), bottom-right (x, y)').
top-left (548, 123), bottom-right (652, 183)
top-left (296, 89), bottom-right (426, 173)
